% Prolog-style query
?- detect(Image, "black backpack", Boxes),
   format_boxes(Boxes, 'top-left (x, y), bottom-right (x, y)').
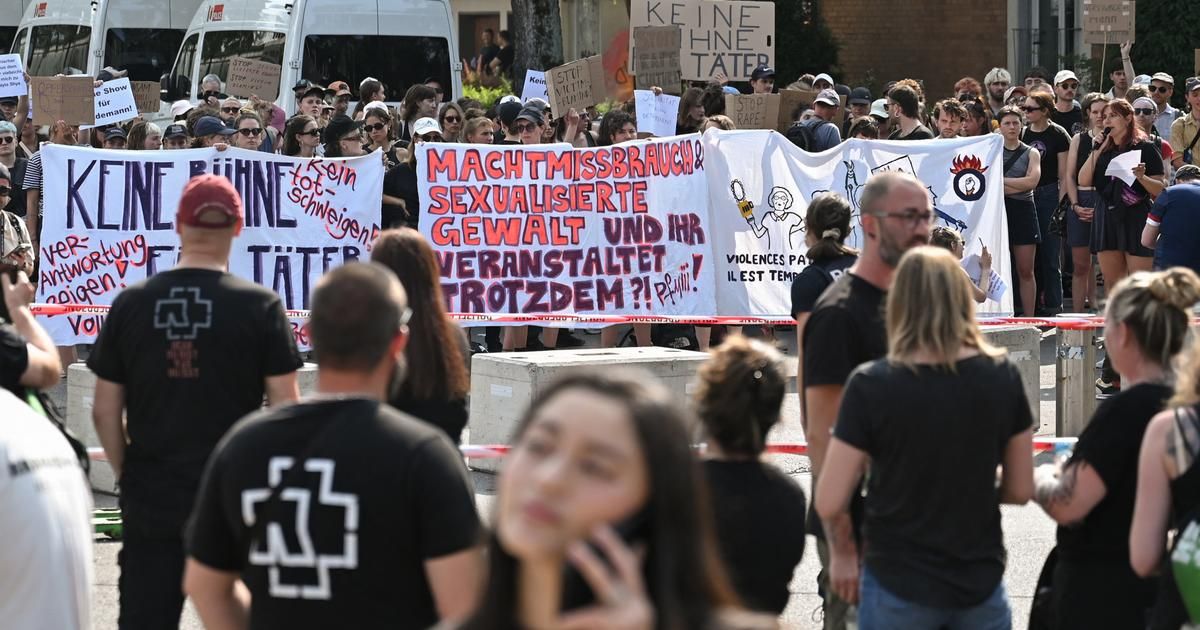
top-left (785, 120), bottom-right (832, 152)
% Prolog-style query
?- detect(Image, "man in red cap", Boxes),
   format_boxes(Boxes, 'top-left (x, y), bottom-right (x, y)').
top-left (326, 81), bottom-right (353, 117)
top-left (89, 174), bottom-right (303, 629)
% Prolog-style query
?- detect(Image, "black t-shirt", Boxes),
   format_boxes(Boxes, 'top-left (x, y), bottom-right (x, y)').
top-left (1057, 382), bottom-right (1172, 564)
top-left (1051, 103), bottom-right (1084, 136)
top-left (1021, 122), bottom-right (1072, 187)
top-left (187, 398), bottom-right (482, 630)
top-left (703, 460), bottom-right (806, 614)
top-left (835, 355), bottom-right (1032, 607)
top-left (4, 158), bottom-right (28, 217)
top-left (802, 273), bottom-right (887, 392)
top-left (495, 46), bottom-right (514, 75)
top-left (479, 44), bottom-right (500, 67)
top-left (888, 124), bottom-right (935, 141)
top-left (1094, 140), bottom-right (1165, 210)
top-left (383, 163), bottom-right (419, 229)
top-left (790, 254), bottom-right (857, 318)
top-left (0, 323), bottom-right (28, 399)
top-left (87, 268), bottom-right (303, 530)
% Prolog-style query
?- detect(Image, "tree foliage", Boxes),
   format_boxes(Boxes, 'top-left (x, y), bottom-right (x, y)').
top-left (773, 0), bottom-right (840, 84)
top-left (1119, 0), bottom-right (1200, 109)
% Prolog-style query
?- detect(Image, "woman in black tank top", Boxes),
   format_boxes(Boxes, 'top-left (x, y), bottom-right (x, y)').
top-left (1061, 93), bottom-right (1109, 312)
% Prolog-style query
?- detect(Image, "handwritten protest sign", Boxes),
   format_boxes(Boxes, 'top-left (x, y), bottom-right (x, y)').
top-left (417, 138), bottom-right (713, 320)
top-left (132, 81), bottom-right (162, 113)
top-left (31, 76), bottom-right (95, 125)
top-left (725, 93), bottom-right (779, 129)
top-left (634, 90), bottom-right (681, 137)
top-left (522, 70), bottom-right (548, 103)
top-left (36, 146), bottom-right (385, 346)
top-left (0, 54), bottom-right (27, 99)
top-left (631, 0), bottom-right (774, 82)
top-left (1082, 0), bottom-right (1135, 44)
top-left (632, 26), bottom-right (682, 94)
top-left (546, 56), bottom-right (606, 115)
top-left (91, 78), bottom-right (139, 126)
top-left (225, 56), bottom-right (283, 99)
top-left (775, 89), bottom-right (845, 132)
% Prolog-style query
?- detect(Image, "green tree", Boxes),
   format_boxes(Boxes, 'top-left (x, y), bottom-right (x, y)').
top-left (774, 0), bottom-right (840, 84)
top-left (1120, 0), bottom-right (1200, 109)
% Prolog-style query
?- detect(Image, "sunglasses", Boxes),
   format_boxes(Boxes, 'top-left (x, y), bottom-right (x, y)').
top-left (298, 128), bottom-right (323, 137)
top-left (1020, 106), bottom-right (1043, 113)
top-left (419, 134), bottom-right (444, 142)
top-left (1060, 82), bottom-right (1079, 90)
top-left (0, 186), bottom-right (10, 195)
top-left (364, 122), bottom-right (387, 132)
top-left (515, 122), bottom-right (537, 133)
top-left (1149, 85), bottom-right (1171, 94)
top-left (221, 107), bottom-right (240, 114)
top-left (1134, 108), bottom-right (1157, 116)
top-left (0, 136), bottom-right (13, 145)
top-left (236, 128), bottom-right (262, 137)
top-left (341, 134), bottom-right (364, 143)
top-left (443, 116), bottom-right (461, 123)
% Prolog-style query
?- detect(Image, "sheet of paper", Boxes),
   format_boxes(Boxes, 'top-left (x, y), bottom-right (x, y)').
top-left (522, 70), bottom-right (548, 103)
top-left (87, 78), bottom-right (138, 127)
top-left (962, 254), bottom-right (1008, 303)
top-left (0, 54), bottom-right (26, 98)
top-left (1105, 149), bottom-right (1142, 187)
top-left (633, 90), bottom-right (679, 138)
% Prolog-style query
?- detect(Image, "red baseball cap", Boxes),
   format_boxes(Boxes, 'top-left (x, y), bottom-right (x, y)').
top-left (177, 175), bottom-right (243, 229)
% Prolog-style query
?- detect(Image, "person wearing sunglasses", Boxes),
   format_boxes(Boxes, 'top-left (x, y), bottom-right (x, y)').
top-left (438, 102), bottom-right (465, 142)
top-left (1148, 72), bottom-right (1181, 139)
top-left (282, 115), bottom-right (321, 158)
top-left (322, 114), bottom-right (367, 158)
top-left (1019, 90), bottom-right (1071, 316)
top-left (1050, 70), bottom-right (1084, 135)
top-left (382, 117), bottom-right (442, 230)
top-left (230, 111), bottom-right (265, 151)
top-left (1132, 97), bottom-right (1174, 162)
top-left (0, 121), bottom-right (27, 218)
top-left (363, 107), bottom-right (401, 168)
top-left (218, 97), bottom-right (242, 125)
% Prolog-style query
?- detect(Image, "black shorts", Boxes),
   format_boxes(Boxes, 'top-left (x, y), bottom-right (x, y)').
top-left (1066, 189), bottom-right (1095, 249)
top-left (1005, 196), bottom-right (1041, 246)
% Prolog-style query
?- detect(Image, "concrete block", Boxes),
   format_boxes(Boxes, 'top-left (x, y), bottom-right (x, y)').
top-left (66, 362), bottom-right (318, 494)
top-left (468, 347), bottom-right (710, 472)
top-left (982, 325), bottom-right (1041, 427)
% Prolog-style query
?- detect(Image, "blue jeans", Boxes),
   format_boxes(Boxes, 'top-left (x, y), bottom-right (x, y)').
top-left (1033, 183), bottom-right (1063, 312)
top-left (858, 565), bottom-right (1012, 630)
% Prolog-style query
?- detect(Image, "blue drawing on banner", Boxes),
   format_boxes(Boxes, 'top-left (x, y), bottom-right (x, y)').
top-left (868, 154), bottom-right (968, 231)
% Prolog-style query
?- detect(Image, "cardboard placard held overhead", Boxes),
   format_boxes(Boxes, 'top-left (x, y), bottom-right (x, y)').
top-left (1082, 0), bottom-right (1135, 44)
top-left (0, 54), bottom-right (27, 99)
top-left (633, 26), bottom-right (682, 94)
top-left (725, 93), bottom-right (779, 130)
top-left (91, 78), bottom-right (139, 126)
top-left (545, 55), bottom-right (606, 115)
top-left (633, 89), bottom-right (681, 137)
top-left (31, 75), bottom-right (95, 126)
top-left (224, 56), bottom-right (282, 99)
top-left (131, 81), bottom-right (161, 113)
top-left (522, 70), bottom-right (549, 102)
top-left (631, 0), bottom-right (774, 82)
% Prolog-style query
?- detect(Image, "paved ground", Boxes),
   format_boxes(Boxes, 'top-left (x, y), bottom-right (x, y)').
top-left (84, 328), bottom-right (1067, 629)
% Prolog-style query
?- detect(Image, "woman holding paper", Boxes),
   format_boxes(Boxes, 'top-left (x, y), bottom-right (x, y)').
top-left (1077, 99), bottom-right (1164, 295)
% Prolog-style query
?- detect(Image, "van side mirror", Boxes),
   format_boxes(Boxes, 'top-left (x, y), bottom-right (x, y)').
top-left (160, 73), bottom-right (188, 103)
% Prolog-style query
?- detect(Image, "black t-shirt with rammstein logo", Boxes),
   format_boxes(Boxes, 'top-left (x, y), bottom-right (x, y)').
top-left (87, 268), bottom-right (302, 531)
top-left (187, 398), bottom-right (482, 630)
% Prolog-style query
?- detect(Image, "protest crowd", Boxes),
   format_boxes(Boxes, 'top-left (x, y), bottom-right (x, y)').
top-left (4, 17), bottom-right (1200, 630)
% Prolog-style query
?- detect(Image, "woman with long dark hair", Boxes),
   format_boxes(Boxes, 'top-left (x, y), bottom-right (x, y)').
top-left (371, 228), bottom-right (470, 443)
top-left (397, 84), bottom-right (439, 145)
top-left (363, 106), bottom-right (402, 168)
top-left (1061, 92), bottom-right (1109, 312)
top-left (458, 370), bottom-right (772, 630)
top-left (677, 87), bottom-right (706, 134)
top-left (282, 115), bottom-right (320, 158)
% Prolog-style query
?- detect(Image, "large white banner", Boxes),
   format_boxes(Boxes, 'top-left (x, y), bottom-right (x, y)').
top-left (706, 131), bottom-right (1011, 315)
top-left (419, 131), bottom-right (1012, 320)
top-left (36, 146), bottom-right (385, 345)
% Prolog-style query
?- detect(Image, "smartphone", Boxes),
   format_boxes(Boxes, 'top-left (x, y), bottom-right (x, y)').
top-left (560, 510), bottom-right (650, 612)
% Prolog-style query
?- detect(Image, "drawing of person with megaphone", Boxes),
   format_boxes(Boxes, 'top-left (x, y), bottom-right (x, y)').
top-left (731, 179), bottom-right (804, 250)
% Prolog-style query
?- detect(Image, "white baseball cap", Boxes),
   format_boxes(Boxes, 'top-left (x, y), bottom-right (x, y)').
top-left (412, 117), bottom-right (442, 138)
top-left (170, 99), bottom-right (193, 118)
top-left (869, 98), bottom-right (889, 119)
top-left (1054, 70), bottom-right (1078, 85)
top-left (363, 101), bottom-right (389, 113)
top-left (499, 94), bottom-right (521, 105)
top-left (813, 73), bottom-right (835, 88)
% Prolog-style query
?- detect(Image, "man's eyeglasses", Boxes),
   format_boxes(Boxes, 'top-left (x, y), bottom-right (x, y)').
top-left (363, 122), bottom-right (387, 132)
top-left (221, 107), bottom-right (240, 114)
top-left (236, 128), bottom-right (262, 137)
top-left (1060, 82), bottom-right (1079, 90)
top-left (1149, 85), bottom-right (1171, 94)
top-left (515, 122), bottom-right (538, 133)
top-left (1020, 106), bottom-right (1044, 113)
top-left (0, 136), bottom-right (14, 145)
top-left (873, 209), bottom-right (934, 227)
top-left (1134, 108), bottom-right (1157, 116)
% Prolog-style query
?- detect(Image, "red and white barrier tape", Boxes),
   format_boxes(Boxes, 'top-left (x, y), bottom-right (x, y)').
top-left (31, 302), bottom-right (1128, 328)
top-left (87, 437), bottom-right (1073, 463)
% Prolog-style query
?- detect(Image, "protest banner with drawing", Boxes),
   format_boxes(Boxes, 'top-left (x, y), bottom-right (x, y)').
top-left (630, 0), bottom-right (774, 82)
top-left (632, 26), bottom-right (682, 94)
top-left (225, 56), bottom-right (283, 99)
top-left (0, 54), bottom-right (27, 99)
top-left (31, 76), bottom-right (96, 126)
top-left (35, 146), bottom-right (385, 346)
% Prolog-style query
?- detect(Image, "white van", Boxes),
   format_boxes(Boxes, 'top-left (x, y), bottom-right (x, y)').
top-left (0, 0), bottom-right (30, 52)
top-left (161, 0), bottom-right (461, 116)
top-left (10, 0), bottom-right (201, 81)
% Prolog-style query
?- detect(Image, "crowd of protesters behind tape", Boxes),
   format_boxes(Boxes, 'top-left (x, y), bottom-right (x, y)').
top-left (3, 35), bottom-right (1200, 630)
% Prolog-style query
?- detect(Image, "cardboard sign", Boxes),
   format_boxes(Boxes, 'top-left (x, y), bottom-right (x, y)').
top-left (631, 0), bottom-right (774, 82)
top-left (522, 70), bottom-right (548, 103)
top-left (633, 26), bottom-right (682, 94)
top-left (725, 93), bottom-right (779, 130)
top-left (633, 90), bottom-right (681, 137)
top-left (0, 54), bottom-right (27, 99)
top-left (224, 56), bottom-right (282, 99)
top-left (545, 56), bottom-right (606, 115)
top-left (1082, 0), bottom-right (1135, 44)
top-left (31, 76), bottom-right (95, 126)
top-left (775, 89), bottom-right (846, 132)
top-left (131, 81), bottom-right (161, 113)
top-left (91, 78), bottom-right (139, 126)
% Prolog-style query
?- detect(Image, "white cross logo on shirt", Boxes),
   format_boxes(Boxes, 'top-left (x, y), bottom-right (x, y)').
top-left (241, 457), bottom-right (359, 600)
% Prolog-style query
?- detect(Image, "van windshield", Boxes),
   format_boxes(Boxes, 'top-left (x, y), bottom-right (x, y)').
top-left (302, 35), bottom-right (451, 100)
top-left (105, 28), bottom-right (185, 82)
top-left (7, 27), bottom-right (24, 56)
top-left (26, 24), bottom-right (91, 76)
top-left (0, 27), bottom-right (15, 53)
top-left (198, 30), bottom-right (285, 92)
